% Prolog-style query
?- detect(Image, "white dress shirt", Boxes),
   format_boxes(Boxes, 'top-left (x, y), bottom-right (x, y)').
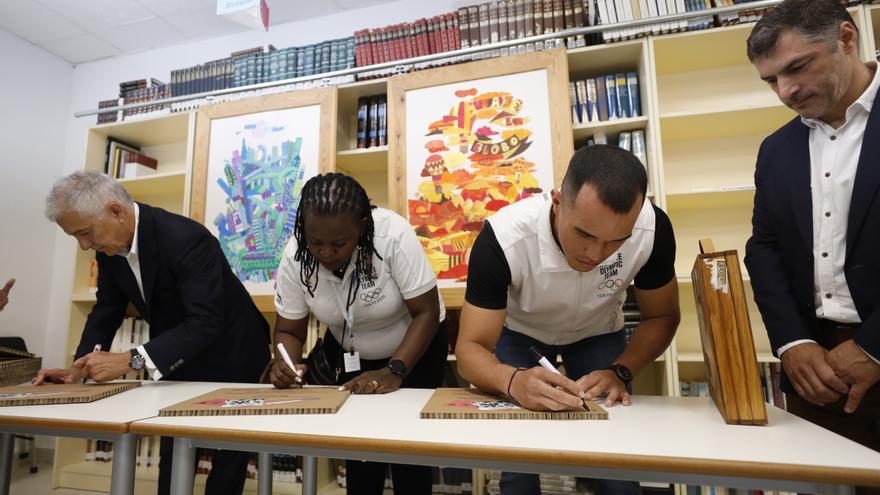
top-left (120, 203), bottom-right (162, 380)
top-left (778, 62), bottom-right (879, 361)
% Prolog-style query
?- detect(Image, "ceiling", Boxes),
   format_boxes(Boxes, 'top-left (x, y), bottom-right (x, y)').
top-left (0, 0), bottom-right (400, 65)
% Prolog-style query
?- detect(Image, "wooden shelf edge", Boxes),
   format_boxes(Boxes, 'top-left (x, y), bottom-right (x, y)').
top-left (337, 146), bottom-right (388, 156)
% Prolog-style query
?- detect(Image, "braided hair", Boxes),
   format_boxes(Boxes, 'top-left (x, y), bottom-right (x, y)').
top-left (293, 173), bottom-right (380, 297)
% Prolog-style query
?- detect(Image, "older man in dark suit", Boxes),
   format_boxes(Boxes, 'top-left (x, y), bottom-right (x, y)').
top-left (744, 0), bottom-right (880, 463)
top-left (37, 170), bottom-right (270, 495)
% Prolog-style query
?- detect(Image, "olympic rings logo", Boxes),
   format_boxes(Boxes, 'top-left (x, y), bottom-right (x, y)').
top-left (598, 279), bottom-right (625, 292)
top-left (360, 288), bottom-right (384, 303)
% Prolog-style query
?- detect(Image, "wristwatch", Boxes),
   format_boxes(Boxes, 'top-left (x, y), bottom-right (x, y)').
top-left (387, 359), bottom-right (407, 378)
top-left (129, 348), bottom-right (146, 371)
top-left (605, 363), bottom-right (633, 386)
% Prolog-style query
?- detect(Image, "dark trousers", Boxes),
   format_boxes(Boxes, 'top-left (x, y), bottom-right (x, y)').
top-left (325, 323), bottom-right (449, 495)
top-left (158, 437), bottom-right (249, 495)
top-left (786, 321), bottom-right (880, 495)
top-left (495, 328), bottom-right (642, 495)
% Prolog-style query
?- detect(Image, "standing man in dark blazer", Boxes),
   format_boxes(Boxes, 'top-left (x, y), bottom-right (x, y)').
top-left (744, 0), bottom-right (880, 458)
top-left (37, 170), bottom-right (271, 495)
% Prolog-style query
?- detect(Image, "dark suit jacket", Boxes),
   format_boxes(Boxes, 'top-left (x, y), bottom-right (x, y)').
top-left (745, 95), bottom-right (880, 391)
top-left (75, 203), bottom-right (270, 383)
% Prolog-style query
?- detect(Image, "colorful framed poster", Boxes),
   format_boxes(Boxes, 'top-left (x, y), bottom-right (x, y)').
top-left (388, 50), bottom-right (573, 306)
top-left (190, 89), bottom-right (337, 310)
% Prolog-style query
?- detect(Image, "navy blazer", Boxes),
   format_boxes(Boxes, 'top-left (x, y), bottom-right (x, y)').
top-left (75, 203), bottom-right (270, 383)
top-left (745, 95), bottom-right (880, 383)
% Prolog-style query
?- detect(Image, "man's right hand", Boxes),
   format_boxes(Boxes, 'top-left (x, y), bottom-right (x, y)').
top-left (32, 368), bottom-right (84, 385)
top-left (781, 342), bottom-right (849, 405)
top-left (269, 359), bottom-right (307, 389)
top-left (507, 366), bottom-right (585, 411)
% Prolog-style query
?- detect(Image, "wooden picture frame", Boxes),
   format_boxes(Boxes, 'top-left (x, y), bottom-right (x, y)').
top-left (388, 49), bottom-right (574, 307)
top-left (190, 89), bottom-right (337, 311)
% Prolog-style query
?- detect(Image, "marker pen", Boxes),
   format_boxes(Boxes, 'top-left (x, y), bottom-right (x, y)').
top-left (276, 343), bottom-right (303, 383)
top-left (529, 346), bottom-right (587, 409)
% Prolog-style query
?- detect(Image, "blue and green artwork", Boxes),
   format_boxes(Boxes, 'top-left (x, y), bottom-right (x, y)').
top-left (213, 135), bottom-right (306, 285)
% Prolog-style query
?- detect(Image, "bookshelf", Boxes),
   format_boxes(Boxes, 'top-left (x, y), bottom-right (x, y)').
top-left (649, 22), bottom-right (794, 398)
top-left (56, 4), bottom-right (879, 493)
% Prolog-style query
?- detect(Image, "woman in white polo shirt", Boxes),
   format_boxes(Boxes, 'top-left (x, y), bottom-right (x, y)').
top-left (270, 172), bottom-right (446, 495)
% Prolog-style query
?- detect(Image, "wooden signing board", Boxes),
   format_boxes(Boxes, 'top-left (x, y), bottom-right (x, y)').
top-left (0, 382), bottom-right (140, 407)
top-left (159, 387), bottom-right (351, 417)
top-left (420, 388), bottom-right (607, 420)
top-left (691, 240), bottom-right (767, 425)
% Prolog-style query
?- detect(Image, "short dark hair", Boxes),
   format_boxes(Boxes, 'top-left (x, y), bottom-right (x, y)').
top-left (561, 144), bottom-right (647, 214)
top-left (746, 0), bottom-right (857, 62)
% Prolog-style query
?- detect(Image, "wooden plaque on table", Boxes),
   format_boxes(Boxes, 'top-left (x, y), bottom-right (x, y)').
top-left (420, 388), bottom-right (608, 420)
top-left (0, 382), bottom-right (140, 407)
top-left (691, 244), bottom-right (768, 425)
top-left (159, 386), bottom-right (351, 417)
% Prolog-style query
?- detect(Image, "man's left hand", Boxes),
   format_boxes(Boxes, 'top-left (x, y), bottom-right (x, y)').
top-left (825, 340), bottom-right (880, 413)
top-left (340, 368), bottom-right (403, 394)
top-left (577, 370), bottom-right (631, 407)
top-left (72, 351), bottom-right (132, 383)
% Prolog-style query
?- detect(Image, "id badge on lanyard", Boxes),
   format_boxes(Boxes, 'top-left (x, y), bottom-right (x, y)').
top-left (342, 273), bottom-right (361, 373)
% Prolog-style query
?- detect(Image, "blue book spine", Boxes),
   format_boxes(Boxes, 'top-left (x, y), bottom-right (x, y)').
top-left (627, 72), bottom-right (641, 117)
top-left (616, 73), bottom-right (630, 119)
top-left (605, 74), bottom-right (618, 120)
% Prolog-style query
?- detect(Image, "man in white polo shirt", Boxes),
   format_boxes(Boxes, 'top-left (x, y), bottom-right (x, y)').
top-left (456, 144), bottom-right (680, 495)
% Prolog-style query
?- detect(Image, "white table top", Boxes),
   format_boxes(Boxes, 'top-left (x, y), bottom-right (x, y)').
top-left (0, 381), bottom-right (231, 434)
top-left (130, 384), bottom-right (880, 487)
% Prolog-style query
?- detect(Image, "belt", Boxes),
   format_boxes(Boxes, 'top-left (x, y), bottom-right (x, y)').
top-left (816, 319), bottom-right (860, 348)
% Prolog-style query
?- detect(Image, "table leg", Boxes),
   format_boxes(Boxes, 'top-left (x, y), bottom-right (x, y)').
top-left (171, 437), bottom-right (196, 495)
top-left (110, 433), bottom-right (137, 495)
top-left (301, 455), bottom-right (318, 495)
top-left (258, 452), bottom-right (273, 495)
top-left (0, 433), bottom-right (13, 495)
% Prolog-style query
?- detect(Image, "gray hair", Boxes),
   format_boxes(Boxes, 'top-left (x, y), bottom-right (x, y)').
top-left (45, 170), bottom-right (133, 222)
top-left (746, 0), bottom-right (857, 62)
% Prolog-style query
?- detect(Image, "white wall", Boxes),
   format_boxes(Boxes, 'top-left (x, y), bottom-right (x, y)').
top-left (0, 30), bottom-right (73, 360)
top-left (44, 0), bottom-right (463, 368)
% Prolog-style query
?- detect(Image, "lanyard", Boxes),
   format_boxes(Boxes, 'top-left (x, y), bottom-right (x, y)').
top-left (339, 265), bottom-right (359, 354)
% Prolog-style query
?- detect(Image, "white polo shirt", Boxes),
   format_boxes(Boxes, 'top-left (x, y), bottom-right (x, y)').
top-left (275, 207), bottom-right (445, 359)
top-left (465, 194), bottom-right (675, 344)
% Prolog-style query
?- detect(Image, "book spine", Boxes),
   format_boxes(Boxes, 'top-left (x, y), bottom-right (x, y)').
top-left (616, 73), bottom-right (630, 118)
top-left (468, 6), bottom-right (481, 48)
top-left (378, 95), bottom-right (387, 147)
top-left (458, 7), bottom-right (471, 48)
top-left (368, 97), bottom-right (379, 148)
top-left (357, 97), bottom-right (368, 149)
top-left (595, 76), bottom-right (608, 121)
top-left (627, 72), bottom-right (641, 117)
top-left (605, 74), bottom-right (619, 120)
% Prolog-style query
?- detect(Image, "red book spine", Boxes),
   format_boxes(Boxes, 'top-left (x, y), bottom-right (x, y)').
top-left (380, 27), bottom-right (391, 63)
top-left (419, 19), bottom-right (431, 56)
top-left (439, 14), bottom-right (451, 53)
top-left (393, 24), bottom-right (405, 60)
top-left (431, 16), bottom-right (443, 54)
top-left (403, 22), bottom-right (417, 58)
top-left (369, 29), bottom-right (380, 65)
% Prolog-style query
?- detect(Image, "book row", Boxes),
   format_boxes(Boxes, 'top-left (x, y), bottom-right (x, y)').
top-left (583, 129), bottom-right (647, 166)
top-left (569, 72), bottom-right (642, 125)
top-left (357, 94), bottom-right (388, 149)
